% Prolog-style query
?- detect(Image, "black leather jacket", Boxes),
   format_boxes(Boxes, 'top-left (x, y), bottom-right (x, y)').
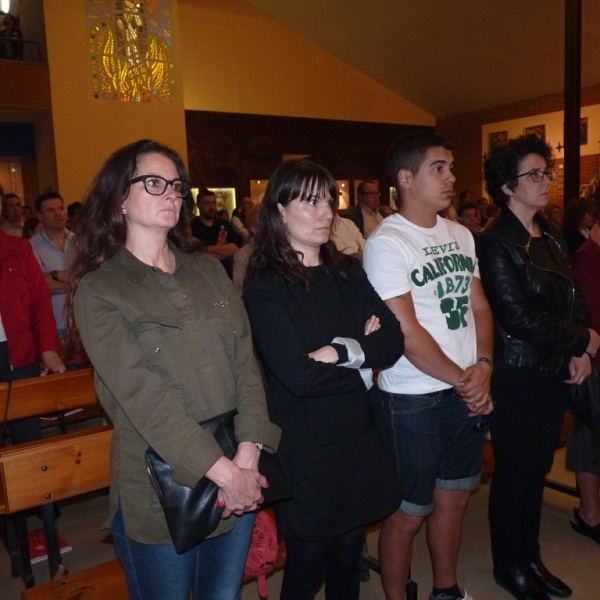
top-left (478, 207), bottom-right (589, 373)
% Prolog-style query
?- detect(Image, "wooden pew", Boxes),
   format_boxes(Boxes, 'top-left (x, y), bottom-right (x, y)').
top-left (0, 426), bottom-right (114, 600)
top-left (0, 368), bottom-right (101, 585)
top-left (0, 368), bottom-right (98, 422)
top-left (0, 369), bottom-right (286, 598)
top-left (0, 427), bottom-right (112, 514)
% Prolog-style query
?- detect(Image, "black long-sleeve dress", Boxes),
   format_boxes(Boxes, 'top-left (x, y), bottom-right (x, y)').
top-left (245, 260), bottom-right (404, 541)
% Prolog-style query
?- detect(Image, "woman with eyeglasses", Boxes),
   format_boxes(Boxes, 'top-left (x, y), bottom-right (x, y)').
top-left (479, 134), bottom-right (600, 600)
top-left (66, 139), bottom-right (280, 600)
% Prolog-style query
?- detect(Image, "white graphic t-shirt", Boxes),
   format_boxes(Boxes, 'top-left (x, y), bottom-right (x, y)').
top-left (364, 213), bottom-right (479, 395)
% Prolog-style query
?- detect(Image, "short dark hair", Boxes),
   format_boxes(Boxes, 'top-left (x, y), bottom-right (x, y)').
top-left (2, 192), bottom-right (20, 204)
top-left (196, 188), bottom-right (215, 203)
top-left (357, 180), bottom-right (377, 195)
top-left (457, 201), bottom-right (479, 218)
top-left (388, 131), bottom-right (452, 194)
top-left (483, 134), bottom-right (554, 206)
top-left (35, 191), bottom-right (63, 213)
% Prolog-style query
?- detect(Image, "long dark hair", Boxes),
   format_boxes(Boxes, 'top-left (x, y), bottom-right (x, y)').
top-left (246, 159), bottom-right (351, 287)
top-left (66, 139), bottom-right (199, 334)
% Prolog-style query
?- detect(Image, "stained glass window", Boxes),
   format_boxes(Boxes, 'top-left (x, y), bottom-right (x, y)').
top-left (87, 0), bottom-right (176, 103)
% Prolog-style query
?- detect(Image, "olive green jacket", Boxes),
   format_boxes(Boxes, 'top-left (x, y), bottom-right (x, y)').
top-left (74, 245), bottom-right (280, 544)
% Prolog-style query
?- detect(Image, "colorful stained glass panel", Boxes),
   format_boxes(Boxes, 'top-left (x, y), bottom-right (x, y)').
top-left (86, 0), bottom-right (176, 103)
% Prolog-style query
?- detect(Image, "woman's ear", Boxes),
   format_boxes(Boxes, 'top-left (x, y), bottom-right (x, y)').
top-left (277, 202), bottom-right (286, 224)
top-left (501, 183), bottom-right (513, 199)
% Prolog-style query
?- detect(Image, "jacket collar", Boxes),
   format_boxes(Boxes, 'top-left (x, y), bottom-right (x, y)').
top-left (112, 241), bottom-right (183, 283)
top-left (495, 205), bottom-right (571, 276)
top-left (496, 205), bottom-right (551, 244)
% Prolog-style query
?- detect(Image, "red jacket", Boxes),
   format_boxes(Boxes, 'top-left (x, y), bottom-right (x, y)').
top-left (0, 229), bottom-right (59, 368)
top-left (572, 236), bottom-right (600, 368)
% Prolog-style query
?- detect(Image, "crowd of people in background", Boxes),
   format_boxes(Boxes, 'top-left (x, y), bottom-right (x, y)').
top-left (1, 130), bottom-right (600, 600)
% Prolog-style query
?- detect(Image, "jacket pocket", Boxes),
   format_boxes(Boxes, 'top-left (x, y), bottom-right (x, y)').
top-left (206, 303), bottom-right (236, 362)
top-left (131, 315), bottom-right (183, 384)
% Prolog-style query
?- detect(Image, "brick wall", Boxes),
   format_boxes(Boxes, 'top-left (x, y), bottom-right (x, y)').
top-left (581, 154), bottom-right (600, 187)
top-left (436, 84), bottom-right (600, 202)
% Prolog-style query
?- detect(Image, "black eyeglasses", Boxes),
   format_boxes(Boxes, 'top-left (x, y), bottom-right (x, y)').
top-left (130, 175), bottom-right (190, 198)
top-left (516, 169), bottom-right (557, 183)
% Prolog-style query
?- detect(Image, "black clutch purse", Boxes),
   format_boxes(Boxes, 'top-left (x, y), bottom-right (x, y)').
top-left (569, 363), bottom-right (600, 464)
top-left (146, 409), bottom-right (291, 554)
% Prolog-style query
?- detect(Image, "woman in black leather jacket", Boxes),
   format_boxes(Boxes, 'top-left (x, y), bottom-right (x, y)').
top-left (479, 135), bottom-right (600, 600)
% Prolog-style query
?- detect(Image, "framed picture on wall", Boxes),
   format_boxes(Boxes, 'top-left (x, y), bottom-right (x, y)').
top-left (489, 131), bottom-right (508, 151)
top-left (580, 118), bottom-right (588, 145)
top-left (524, 124), bottom-right (546, 141)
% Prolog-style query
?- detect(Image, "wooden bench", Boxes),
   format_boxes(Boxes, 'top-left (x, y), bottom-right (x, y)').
top-left (0, 425), bottom-right (114, 600)
top-left (0, 425), bottom-right (111, 588)
top-left (0, 369), bottom-right (286, 598)
top-left (22, 558), bottom-right (128, 600)
top-left (0, 426), bottom-right (112, 515)
top-left (0, 368), bottom-right (98, 423)
top-left (0, 368), bottom-right (101, 586)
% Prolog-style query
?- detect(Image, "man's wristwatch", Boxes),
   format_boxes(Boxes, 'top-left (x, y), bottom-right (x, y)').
top-left (50, 270), bottom-right (59, 281)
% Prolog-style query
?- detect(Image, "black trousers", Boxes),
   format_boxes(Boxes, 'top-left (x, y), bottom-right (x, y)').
top-left (0, 341), bottom-right (42, 445)
top-left (488, 366), bottom-right (567, 570)
top-left (280, 524), bottom-right (368, 600)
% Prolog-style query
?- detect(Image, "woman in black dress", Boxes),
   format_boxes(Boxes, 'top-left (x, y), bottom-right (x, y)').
top-left (244, 159), bottom-right (404, 600)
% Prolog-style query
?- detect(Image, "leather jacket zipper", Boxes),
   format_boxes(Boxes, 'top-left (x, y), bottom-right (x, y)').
top-left (523, 232), bottom-right (575, 321)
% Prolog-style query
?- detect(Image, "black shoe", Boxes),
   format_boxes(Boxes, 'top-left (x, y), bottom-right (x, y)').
top-left (570, 508), bottom-right (600, 544)
top-left (493, 567), bottom-right (551, 600)
top-left (526, 561), bottom-right (572, 598)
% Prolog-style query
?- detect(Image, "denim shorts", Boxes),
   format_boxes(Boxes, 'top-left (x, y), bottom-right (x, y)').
top-left (377, 387), bottom-right (484, 517)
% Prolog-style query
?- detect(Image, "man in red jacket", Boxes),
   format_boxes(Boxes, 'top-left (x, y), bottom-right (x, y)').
top-left (0, 227), bottom-right (66, 585)
top-left (0, 228), bottom-right (65, 441)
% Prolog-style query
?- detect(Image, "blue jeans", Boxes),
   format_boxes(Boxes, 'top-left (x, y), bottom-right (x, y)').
top-left (378, 387), bottom-right (484, 517)
top-left (112, 505), bottom-right (255, 600)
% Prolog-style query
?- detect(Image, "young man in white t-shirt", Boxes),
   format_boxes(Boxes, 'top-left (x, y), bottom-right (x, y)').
top-left (364, 131), bottom-right (494, 600)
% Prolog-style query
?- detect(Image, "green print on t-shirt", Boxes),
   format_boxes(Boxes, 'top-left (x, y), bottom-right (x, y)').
top-left (410, 253), bottom-right (475, 287)
top-left (440, 295), bottom-right (469, 330)
top-left (410, 252), bottom-right (476, 331)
